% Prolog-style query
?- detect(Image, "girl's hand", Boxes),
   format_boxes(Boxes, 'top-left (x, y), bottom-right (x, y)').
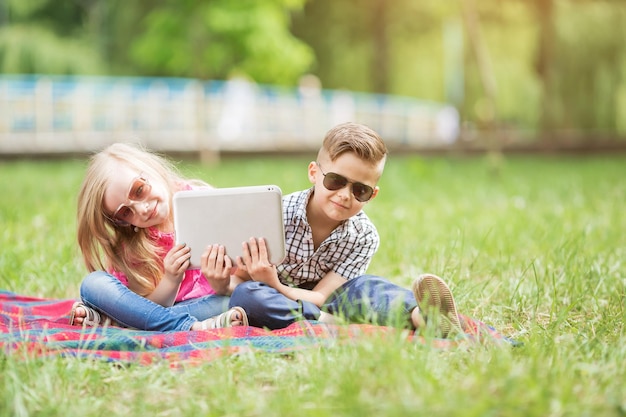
top-left (163, 243), bottom-right (191, 284)
top-left (200, 244), bottom-right (233, 295)
top-left (237, 237), bottom-right (280, 288)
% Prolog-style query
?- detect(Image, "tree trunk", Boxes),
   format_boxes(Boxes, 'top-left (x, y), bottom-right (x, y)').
top-left (372, 0), bottom-right (389, 93)
top-left (534, 0), bottom-right (557, 132)
top-left (460, 0), bottom-right (497, 125)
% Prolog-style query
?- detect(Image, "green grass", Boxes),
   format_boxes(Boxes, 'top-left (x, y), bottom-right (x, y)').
top-left (1, 154), bottom-right (625, 417)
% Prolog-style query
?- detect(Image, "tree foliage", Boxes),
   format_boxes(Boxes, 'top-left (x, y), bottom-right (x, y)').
top-left (128, 0), bottom-right (314, 84)
top-left (0, 25), bottom-right (104, 74)
top-left (0, 0), bottom-right (104, 74)
top-left (0, 0), bottom-right (313, 84)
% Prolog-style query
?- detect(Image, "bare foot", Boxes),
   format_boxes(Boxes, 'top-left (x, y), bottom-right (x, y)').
top-left (68, 302), bottom-right (111, 327)
top-left (69, 302), bottom-right (87, 326)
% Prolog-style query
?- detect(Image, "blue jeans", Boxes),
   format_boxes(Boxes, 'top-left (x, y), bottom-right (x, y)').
top-left (229, 275), bottom-right (418, 330)
top-left (79, 271), bottom-right (230, 331)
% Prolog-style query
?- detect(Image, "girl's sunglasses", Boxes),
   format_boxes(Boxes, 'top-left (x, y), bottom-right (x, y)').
top-left (105, 175), bottom-right (152, 226)
top-left (317, 163), bottom-right (374, 202)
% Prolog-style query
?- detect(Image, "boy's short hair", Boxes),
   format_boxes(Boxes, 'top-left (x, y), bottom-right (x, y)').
top-left (318, 122), bottom-right (388, 164)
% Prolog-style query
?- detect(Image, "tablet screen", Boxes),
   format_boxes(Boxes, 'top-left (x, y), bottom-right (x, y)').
top-left (173, 185), bottom-right (286, 268)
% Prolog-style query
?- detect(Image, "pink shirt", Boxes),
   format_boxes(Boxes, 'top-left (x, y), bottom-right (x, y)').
top-left (111, 226), bottom-right (216, 303)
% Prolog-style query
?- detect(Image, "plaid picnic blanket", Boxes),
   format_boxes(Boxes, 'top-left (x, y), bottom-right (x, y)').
top-left (0, 290), bottom-right (517, 366)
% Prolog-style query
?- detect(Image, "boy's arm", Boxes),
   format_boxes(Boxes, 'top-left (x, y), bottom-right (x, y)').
top-left (270, 271), bottom-right (346, 308)
top-left (300, 271), bottom-right (347, 306)
top-left (244, 266), bottom-right (345, 307)
top-left (239, 237), bottom-right (347, 307)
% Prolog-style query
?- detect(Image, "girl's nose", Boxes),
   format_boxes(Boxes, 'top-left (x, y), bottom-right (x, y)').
top-left (131, 200), bottom-right (150, 215)
top-left (139, 200), bottom-right (151, 214)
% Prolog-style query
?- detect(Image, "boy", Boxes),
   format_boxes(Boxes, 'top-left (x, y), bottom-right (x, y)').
top-left (201, 122), bottom-right (462, 337)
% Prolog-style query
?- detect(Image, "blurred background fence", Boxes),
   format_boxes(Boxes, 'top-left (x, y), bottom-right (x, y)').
top-left (0, 75), bottom-right (459, 157)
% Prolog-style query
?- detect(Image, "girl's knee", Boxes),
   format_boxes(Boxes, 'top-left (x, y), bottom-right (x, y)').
top-left (80, 271), bottom-right (117, 299)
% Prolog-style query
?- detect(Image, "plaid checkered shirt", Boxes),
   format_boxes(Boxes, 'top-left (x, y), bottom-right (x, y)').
top-left (276, 188), bottom-right (379, 288)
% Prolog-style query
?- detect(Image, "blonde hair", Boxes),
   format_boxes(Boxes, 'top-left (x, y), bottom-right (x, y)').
top-left (317, 122), bottom-right (388, 174)
top-left (76, 142), bottom-right (204, 296)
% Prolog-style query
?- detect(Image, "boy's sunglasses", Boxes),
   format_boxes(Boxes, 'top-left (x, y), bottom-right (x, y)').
top-left (317, 163), bottom-right (374, 202)
top-left (105, 175), bottom-right (152, 227)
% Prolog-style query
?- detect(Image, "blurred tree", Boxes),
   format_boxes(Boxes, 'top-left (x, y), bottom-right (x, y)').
top-left (293, 0), bottom-right (474, 102)
top-left (0, 0), bottom-right (314, 84)
top-left (128, 0), bottom-right (314, 84)
top-left (533, 0), bottom-right (557, 132)
top-left (528, 0), bottom-right (626, 134)
top-left (461, 0), bottom-right (497, 127)
top-left (0, 0), bottom-right (105, 74)
top-left (291, 0), bottom-right (373, 91)
top-left (547, 0), bottom-right (625, 133)
top-left (371, 0), bottom-right (389, 93)
top-left (296, 0), bottom-right (626, 137)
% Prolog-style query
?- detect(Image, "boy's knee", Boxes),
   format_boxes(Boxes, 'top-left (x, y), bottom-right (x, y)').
top-left (343, 274), bottom-right (391, 295)
top-left (229, 281), bottom-right (271, 309)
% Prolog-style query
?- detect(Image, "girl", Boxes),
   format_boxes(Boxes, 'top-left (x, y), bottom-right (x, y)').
top-left (69, 142), bottom-right (247, 331)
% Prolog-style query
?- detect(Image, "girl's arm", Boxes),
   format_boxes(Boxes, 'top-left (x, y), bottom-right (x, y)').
top-left (146, 274), bottom-right (183, 307)
top-left (146, 243), bottom-right (191, 306)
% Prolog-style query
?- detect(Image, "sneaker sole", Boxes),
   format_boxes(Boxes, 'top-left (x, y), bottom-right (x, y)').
top-left (412, 273), bottom-right (461, 338)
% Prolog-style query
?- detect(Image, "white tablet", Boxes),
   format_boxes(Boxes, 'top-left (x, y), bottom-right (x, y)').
top-left (173, 185), bottom-right (286, 269)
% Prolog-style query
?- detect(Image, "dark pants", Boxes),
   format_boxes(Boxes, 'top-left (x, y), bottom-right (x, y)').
top-left (229, 275), bottom-right (418, 330)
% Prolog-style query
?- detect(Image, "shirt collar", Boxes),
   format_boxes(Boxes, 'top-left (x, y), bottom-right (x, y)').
top-left (291, 187), bottom-right (314, 225)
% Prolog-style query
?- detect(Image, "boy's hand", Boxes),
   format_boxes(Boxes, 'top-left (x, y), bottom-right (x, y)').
top-left (200, 244), bottom-right (234, 295)
top-left (237, 237), bottom-right (280, 288)
top-left (163, 243), bottom-right (191, 284)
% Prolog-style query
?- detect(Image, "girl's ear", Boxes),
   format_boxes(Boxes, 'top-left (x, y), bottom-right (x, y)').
top-left (307, 161), bottom-right (318, 184)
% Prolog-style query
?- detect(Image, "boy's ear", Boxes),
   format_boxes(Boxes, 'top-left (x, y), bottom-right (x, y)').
top-left (307, 161), bottom-right (318, 184)
top-left (369, 186), bottom-right (380, 201)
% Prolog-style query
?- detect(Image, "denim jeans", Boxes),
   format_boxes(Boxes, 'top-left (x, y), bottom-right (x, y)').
top-left (79, 271), bottom-right (230, 331)
top-left (229, 274), bottom-right (418, 330)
